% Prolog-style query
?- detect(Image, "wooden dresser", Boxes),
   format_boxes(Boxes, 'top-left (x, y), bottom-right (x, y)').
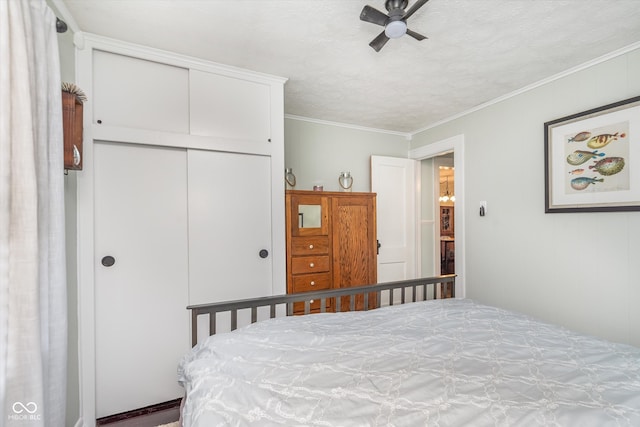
top-left (285, 190), bottom-right (377, 313)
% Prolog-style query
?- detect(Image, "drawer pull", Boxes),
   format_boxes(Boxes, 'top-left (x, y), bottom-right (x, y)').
top-left (310, 281), bottom-right (315, 286)
top-left (309, 263), bottom-right (315, 268)
top-left (309, 244), bottom-right (314, 249)
top-left (310, 299), bottom-right (314, 304)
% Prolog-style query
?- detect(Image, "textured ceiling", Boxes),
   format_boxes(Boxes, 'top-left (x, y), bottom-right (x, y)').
top-left (60, 0), bottom-right (640, 133)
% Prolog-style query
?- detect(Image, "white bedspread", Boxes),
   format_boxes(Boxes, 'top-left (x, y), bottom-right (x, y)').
top-left (178, 299), bottom-right (640, 426)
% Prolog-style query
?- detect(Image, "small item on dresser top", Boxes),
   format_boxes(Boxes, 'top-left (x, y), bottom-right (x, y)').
top-left (313, 185), bottom-right (323, 191)
top-left (338, 171), bottom-right (353, 192)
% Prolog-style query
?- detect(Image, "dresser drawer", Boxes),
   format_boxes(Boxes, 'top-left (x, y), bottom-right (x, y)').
top-left (291, 236), bottom-right (329, 256)
top-left (291, 256), bottom-right (330, 274)
top-left (292, 273), bottom-right (331, 293)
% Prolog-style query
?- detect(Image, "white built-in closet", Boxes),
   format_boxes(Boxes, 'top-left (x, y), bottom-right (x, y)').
top-left (76, 35), bottom-right (286, 421)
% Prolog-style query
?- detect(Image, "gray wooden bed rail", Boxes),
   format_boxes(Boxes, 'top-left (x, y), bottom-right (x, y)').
top-left (187, 275), bottom-right (456, 347)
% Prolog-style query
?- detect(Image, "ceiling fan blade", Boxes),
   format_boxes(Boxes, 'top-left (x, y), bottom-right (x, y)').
top-left (369, 31), bottom-right (390, 52)
top-left (406, 29), bottom-right (427, 41)
top-left (360, 5), bottom-right (389, 26)
top-left (403, 0), bottom-right (429, 20)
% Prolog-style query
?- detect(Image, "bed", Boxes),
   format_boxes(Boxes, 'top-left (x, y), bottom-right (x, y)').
top-left (178, 276), bottom-right (640, 426)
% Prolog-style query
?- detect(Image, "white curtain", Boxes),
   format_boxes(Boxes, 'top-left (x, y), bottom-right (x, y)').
top-left (0, 0), bottom-right (67, 426)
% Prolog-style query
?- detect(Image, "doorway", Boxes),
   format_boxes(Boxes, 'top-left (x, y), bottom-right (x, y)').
top-left (409, 134), bottom-right (464, 297)
top-left (436, 158), bottom-right (455, 275)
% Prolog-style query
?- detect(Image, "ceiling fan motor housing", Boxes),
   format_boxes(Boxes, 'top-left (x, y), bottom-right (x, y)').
top-left (385, 0), bottom-right (409, 12)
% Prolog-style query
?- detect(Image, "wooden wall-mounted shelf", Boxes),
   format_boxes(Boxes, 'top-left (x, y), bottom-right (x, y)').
top-left (62, 90), bottom-right (83, 170)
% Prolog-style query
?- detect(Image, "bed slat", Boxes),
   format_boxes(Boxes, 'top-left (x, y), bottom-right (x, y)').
top-left (230, 309), bottom-right (237, 331)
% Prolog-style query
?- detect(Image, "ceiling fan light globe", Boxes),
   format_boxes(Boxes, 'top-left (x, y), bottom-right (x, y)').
top-left (385, 20), bottom-right (407, 38)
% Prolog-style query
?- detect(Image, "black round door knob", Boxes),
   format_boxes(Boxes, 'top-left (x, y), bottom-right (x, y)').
top-left (101, 256), bottom-right (116, 267)
top-left (259, 249), bottom-right (269, 259)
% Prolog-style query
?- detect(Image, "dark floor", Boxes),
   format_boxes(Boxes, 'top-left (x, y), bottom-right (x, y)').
top-left (101, 407), bottom-right (179, 427)
top-left (97, 399), bottom-right (181, 427)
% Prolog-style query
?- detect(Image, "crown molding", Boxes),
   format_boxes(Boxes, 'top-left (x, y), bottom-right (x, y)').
top-left (285, 114), bottom-right (412, 140)
top-left (411, 41), bottom-right (640, 136)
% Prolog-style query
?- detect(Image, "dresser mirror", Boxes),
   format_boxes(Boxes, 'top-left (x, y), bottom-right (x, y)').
top-left (289, 193), bottom-right (329, 237)
top-left (298, 204), bottom-right (321, 229)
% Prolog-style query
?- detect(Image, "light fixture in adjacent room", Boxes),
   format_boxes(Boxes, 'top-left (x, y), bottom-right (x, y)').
top-left (439, 176), bottom-right (454, 203)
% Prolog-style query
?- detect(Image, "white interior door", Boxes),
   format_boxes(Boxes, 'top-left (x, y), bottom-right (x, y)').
top-left (371, 155), bottom-right (417, 283)
top-left (94, 142), bottom-right (189, 417)
top-left (187, 150), bottom-right (273, 311)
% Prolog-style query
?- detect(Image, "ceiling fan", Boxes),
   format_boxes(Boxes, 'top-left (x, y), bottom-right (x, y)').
top-left (360, 0), bottom-right (429, 52)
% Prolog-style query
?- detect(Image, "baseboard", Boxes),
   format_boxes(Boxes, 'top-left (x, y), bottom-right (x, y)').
top-left (95, 398), bottom-right (182, 425)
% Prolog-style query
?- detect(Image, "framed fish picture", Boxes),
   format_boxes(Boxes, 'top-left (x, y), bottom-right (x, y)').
top-left (544, 95), bottom-right (640, 212)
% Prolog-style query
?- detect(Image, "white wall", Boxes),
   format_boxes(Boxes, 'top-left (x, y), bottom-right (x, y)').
top-left (411, 46), bottom-right (640, 347)
top-left (285, 117), bottom-right (409, 192)
top-left (56, 20), bottom-right (81, 426)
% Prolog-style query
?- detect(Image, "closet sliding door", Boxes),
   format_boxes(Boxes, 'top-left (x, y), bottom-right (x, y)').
top-left (93, 142), bottom-right (189, 417)
top-left (187, 150), bottom-right (273, 336)
top-left (93, 144), bottom-right (274, 415)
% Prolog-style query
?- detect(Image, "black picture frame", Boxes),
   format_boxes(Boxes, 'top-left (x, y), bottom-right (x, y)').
top-left (544, 95), bottom-right (640, 213)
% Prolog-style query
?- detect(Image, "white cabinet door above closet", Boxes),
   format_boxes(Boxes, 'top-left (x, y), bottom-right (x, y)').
top-left (93, 50), bottom-right (189, 133)
top-left (190, 70), bottom-right (271, 143)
